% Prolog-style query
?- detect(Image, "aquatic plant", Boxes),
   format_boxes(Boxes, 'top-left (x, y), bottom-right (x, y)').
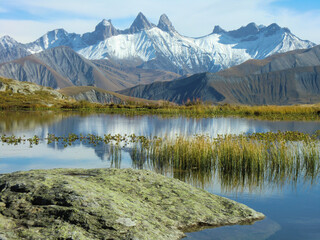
top-left (1, 131), bottom-right (319, 192)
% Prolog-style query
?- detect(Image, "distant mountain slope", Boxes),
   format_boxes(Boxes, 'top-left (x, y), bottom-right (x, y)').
top-left (219, 45), bottom-right (320, 77)
top-left (0, 54), bottom-right (73, 89)
top-left (59, 86), bottom-right (157, 104)
top-left (0, 36), bottom-right (31, 63)
top-left (0, 46), bottom-right (179, 90)
top-left (0, 13), bottom-right (315, 74)
top-left (119, 45), bottom-right (320, 105)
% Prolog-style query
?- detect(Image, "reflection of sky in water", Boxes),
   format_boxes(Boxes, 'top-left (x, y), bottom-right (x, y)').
top-left (1, 114), bottom-right (319, 173)
top-left (186, 183), bottom-right (320, 240)
top-left (4, 114), bottom-right (318, 138)
top-left (0, 113), bottom-right (319, 240)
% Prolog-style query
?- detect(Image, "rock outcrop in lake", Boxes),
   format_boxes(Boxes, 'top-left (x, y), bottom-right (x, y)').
top-left (0, 168), bottom-right (264, 240)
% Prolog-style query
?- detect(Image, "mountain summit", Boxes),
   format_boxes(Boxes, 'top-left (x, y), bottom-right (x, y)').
top-left (0, 13), bottom-right (316, 74)
top-left (228, 22), bottom-right (260, 38)
top-left (157, 14), bottom-right (176, 33)
top-left (82, 19), bottom-right (119, 45)
top-left (126, 12), bottom-right (154, 34)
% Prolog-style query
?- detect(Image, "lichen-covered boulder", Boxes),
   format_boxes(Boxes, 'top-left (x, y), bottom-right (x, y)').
top-left (0, 168), bottom-right (264, 239)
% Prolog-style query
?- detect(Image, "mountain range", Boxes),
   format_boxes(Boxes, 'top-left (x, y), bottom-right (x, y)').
top-left (0, 12), bottom-right (319, 105)
top-left (119, 45), bottom-right (320, 105)
top-left (0, 46), bottom-right (179, 90)
top-left (0, 12), bottom-right (315, 75)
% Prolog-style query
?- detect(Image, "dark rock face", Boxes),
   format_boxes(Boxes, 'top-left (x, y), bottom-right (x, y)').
top-left (264, 23), bottom-right (284, 37)
top-left (0, 168), bottom-right (264, 240)
top-left (82, 19), bottom-right (119, 45)
top-left (228, 23), bottom-right (260, 38)
top-left (120, 73), bottom-right (225, 104)
top-left (157, 14), bottom-right (176, 33)
top-left (212, 25), bottom-right (226, 34)
top-left (125, 12), bottom-right (154, 34)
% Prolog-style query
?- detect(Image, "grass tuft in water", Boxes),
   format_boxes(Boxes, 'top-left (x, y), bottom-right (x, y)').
top-left (1, 131), bottom-right (319, 192)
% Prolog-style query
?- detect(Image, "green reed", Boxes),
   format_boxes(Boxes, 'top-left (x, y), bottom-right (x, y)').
top-left (1, 131), bottom-right (319, 192)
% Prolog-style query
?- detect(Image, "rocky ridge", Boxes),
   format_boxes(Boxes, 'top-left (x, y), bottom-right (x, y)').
top-left (0, 13), bottom-right (315, 75)
top-left (0, 77), bottom-right (65, 99)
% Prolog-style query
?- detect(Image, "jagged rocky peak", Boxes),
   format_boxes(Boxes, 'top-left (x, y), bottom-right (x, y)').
top-left (157, 14), bottom-right (176, 33)
top-left (44, 28), bottom-right (69, 39)
top-left (212, 25), bottom-right (226, 34)
top-left (0, 35), bottom-right (20, 47)
top-left (94, 19), bottom-right (119, 37)
top-left (0, 35), bottom-right (17, 42)
top-left (228, 22), bottom-right (260, 38)
top-left (99, 19), bottom-right (112, 26)
top-left (127, 12), bottom-right (154, 34)
top-left (266, 23), bottom-right (281, 31)
top-left (82, 19), bottom-right (119, 45)
top-left (264, 23), bottom-right (290, 36)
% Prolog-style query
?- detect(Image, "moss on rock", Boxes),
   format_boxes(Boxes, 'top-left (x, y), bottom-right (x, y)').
top-left (0, 168), bottom-right (264, 239)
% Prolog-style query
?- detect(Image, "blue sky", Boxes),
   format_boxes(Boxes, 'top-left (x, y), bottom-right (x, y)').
top-left (0, 0), bottom-right (319, 43)
top-left (272, 0), bottom-right (320, 11)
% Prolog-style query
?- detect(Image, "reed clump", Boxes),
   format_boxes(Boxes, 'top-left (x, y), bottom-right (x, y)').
top-left (1, 131), bottom-right (319, 192)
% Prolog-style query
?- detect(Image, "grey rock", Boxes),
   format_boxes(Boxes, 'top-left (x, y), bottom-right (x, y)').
top-left (116, 218), bottom-right (136, 227)
top-left (0, 234), bottom-right (7, 240)
top-left (228, 22), bottom-right (260, 38)
top-left (82, 19), bottom-right (119, 45)
top-left (157, 14), bottom-right (176, 33)
top-left (0, 168), bottom-right (264, 240)
top-left (124, 12), bottom-right (154, 34)
top-left (212, 25), bottom-right (226, 34)
top-left (0, 77), bottom-right (66, 100)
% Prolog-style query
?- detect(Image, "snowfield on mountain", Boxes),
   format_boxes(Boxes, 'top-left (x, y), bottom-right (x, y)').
top-left (0, 13), bottom-right (315, 74)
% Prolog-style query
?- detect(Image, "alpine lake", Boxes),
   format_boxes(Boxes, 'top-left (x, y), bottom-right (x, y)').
top-left (0, 110), bottom-right (319, 240)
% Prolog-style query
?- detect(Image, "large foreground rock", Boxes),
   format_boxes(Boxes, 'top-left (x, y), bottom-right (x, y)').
top-left (0, 168), bottom-right (264, 239)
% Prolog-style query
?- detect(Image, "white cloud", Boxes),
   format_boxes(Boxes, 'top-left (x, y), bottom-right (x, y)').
top-left (1, 0), bottom-right (320, 43)
top-left (273, 8), bottom-right (320, 43)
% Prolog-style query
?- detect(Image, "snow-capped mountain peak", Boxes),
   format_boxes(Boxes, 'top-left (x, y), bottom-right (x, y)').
top-left (0, 13), bottom-right (316, 74)
top-left (26, 28), bottom-right (87, 53)
top-left (0, 35), bottom-right (32, 63)
top-left (0, 35), bottom-right (19, 46)
top-left (82, 19), bottom-right (119, 45)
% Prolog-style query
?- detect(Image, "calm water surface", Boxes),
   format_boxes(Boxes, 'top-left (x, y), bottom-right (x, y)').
top-left (0, 111), bottom-right (319, 240)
